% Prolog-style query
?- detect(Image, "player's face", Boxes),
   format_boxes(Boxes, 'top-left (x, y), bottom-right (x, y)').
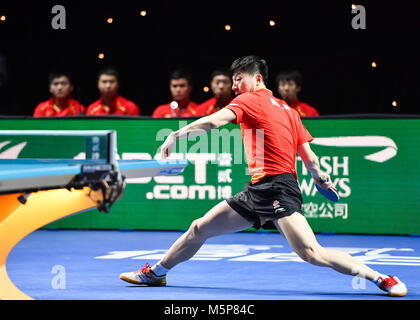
top-left (170, 78), bottom-right (191, 102)
top-left (278, 80), bottom-right (301, 101)
top-left (49, 76), bottom-right (73, 99)
top-left (98, 74), bottom-right (119, 96)
top-left (232, 72), bottom-right (257, 95)
top-left (211, 75), bottom-right (232, 98)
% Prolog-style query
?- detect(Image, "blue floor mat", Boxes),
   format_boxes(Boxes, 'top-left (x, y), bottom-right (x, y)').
top-left (6, 230), bottom-right (420, 300)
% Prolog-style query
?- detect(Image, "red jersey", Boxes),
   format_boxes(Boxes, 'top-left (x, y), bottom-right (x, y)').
top-left (196, 97), bottom-right (232, 116)
top-left (33, 97), bottom-right (85, 117)
top-left (226, 88), bottom-right (313, 184)
top-left (289, 99), bottom-right (319, 117)
top-left (152, 101), bottom-right (200, 118)
top-left (86, 95), bottom-right (140, 116)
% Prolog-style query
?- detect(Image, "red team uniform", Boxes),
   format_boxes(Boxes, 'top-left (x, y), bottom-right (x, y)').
top-left (86, 95), bottom-right (140, 116)
top-left (152, 101), bottom-right (200, 118)
top-left (196, 97), bottom-right (232, 116)
top-left (33, 97), bottom-right (85, 117)
top-left (289, 99), bottom-right (319, 117)
top-left (226, 88), bottom-right (313, 184)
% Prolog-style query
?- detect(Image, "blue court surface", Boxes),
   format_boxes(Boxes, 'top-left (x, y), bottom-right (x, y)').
top-left (7, 229), bottom-right (420, 300)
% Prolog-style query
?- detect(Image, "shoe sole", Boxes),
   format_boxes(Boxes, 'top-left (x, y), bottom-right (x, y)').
top-left (120, 275), bottom-right (166, 286)
top-left (388, 288), bottom-right (407, 297)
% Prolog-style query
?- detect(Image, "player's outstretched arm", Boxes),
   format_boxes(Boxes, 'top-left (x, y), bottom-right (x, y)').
top-left (160, 108), bottom-right (237, 159)
top-left (297, 142), bottom-right (332, 189)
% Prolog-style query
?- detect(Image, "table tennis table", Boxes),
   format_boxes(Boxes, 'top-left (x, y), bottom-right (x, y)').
top-left (0, 158), bottom-right (187, 195)
top-left (0, 130), bottom-right (188, 300)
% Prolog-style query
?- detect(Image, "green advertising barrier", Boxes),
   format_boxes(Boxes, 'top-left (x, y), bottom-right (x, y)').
top-left (0, 117), bottom-right (419, 235)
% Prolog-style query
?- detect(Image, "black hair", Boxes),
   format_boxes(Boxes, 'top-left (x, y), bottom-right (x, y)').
top-left (230, 55), bottom-right (268, 84)
top-left (275, 70), bottom-right (303, 88)
top-left (98, 67), bottom-right (120, 82)
top-left (170, 69), bottom-right (192, 85)
top-left (48, 71), bottom-right (73, 85)
top-left (210, 68), bottom-right (231, 81)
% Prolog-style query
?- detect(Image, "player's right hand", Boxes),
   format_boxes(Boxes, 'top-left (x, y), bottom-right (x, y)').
top-left (313, 173), bottom-right (333, 190)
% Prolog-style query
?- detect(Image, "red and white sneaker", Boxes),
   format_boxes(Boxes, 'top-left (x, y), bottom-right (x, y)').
top-left (120, 263), bottom-right (167, 286)
top-left (378, 276), bottom-right (407, 297)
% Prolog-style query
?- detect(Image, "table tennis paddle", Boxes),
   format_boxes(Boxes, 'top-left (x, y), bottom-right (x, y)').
top-left (315, 177), bottom-right (340, 202)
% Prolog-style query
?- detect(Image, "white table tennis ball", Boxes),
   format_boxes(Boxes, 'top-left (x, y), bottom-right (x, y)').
top-left (170, 101), bottom-right (178, 110)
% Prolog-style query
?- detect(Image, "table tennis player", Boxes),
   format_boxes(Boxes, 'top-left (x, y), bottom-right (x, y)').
top-left (276, 70), bottom-right (319, 117)
top-left (196, 69), bottom-right (233, 116)
top-left (33, 72), bottom-right (85, 117)
top-left (85, 68), bottom-right (140, 116)
top-left (152, 69), bottom-right (199, 118)
top-left (120, 55), bottom-right (407, 297)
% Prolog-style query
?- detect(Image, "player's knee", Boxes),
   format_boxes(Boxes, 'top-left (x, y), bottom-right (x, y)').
top-left (298, 246), bottom-right (326, 266)
top-left (297, 247), bottom-right (315, 263)
top-left (188, 219), bottom-right (207, 240)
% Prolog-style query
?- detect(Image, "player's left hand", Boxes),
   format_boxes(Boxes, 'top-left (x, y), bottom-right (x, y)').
top-left (160, 133), bottom-right (176, 159)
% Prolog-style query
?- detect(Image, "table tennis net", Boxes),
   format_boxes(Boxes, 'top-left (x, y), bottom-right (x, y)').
top-left (0, 130), bottom-right (116, 163)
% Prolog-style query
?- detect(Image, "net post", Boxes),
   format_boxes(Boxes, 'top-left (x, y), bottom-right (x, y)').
top-left (108, 130), bottom-right (118, 167)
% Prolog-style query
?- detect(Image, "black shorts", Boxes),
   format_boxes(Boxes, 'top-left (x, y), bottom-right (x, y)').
top-left (226, 173), bottom-right (303, 230)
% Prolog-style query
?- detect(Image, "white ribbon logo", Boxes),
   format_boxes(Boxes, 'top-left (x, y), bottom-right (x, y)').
top-left (0, 141), bottom-right (27, 159)
top-left (311, 136), bottom-right (398, 163)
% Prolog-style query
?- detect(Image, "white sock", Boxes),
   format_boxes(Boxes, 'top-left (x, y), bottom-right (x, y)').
top-left (151, 262), bottom-right (169, 276)
top-left (373, 272), bottom-right (388, 286)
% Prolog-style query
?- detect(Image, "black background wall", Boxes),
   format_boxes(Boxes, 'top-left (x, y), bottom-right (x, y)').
top-left (0, 0), bottom-right (418, 116)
